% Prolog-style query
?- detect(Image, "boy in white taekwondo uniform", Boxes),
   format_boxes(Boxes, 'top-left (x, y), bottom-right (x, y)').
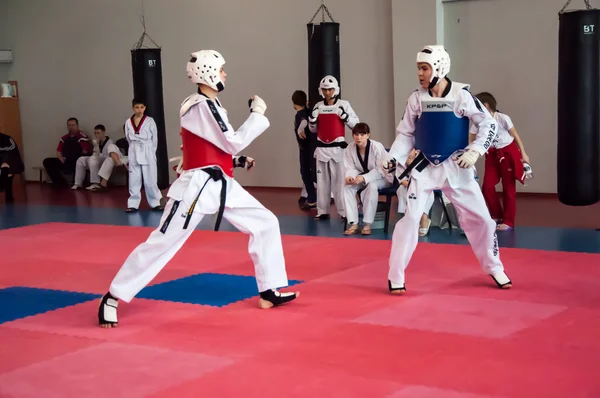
top-left (98, 49), bottom-right (299, 328)
top-left (72, 124), bottom-right (116, 190)
top-left (125, 98), bottom-right (164, 212)
top-left (343, 122), bottom-right (392, 235)
top-left (308, 75), bottom-right (359, 220)
top-left (384, 45), bottom-right (512, 294)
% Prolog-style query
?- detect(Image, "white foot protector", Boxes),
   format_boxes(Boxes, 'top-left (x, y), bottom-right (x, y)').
top-left (388, 280), bottom-right (406, 294)
top-left (490, 271), bottom-right (512, 289)
top-left (98, 293), bottom-right (118, 326)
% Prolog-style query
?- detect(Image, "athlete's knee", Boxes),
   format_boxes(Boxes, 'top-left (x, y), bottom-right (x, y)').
top-left (253, 207), bottom-right (279, 232)
top-left (364, 182), bottom-right (379, 195)
top-left (343, 184), bottom-right (355, 195)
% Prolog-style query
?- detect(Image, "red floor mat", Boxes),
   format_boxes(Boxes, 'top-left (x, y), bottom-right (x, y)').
top-left (1, 223), bottom-right (600, 398)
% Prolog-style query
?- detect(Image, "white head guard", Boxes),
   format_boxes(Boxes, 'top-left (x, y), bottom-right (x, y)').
top-left (186, 50), bottom-right (226, 92)
top-left (319, 75), bottom-right (340, 98)
top-left (416, 45), bottom-right (451, 88)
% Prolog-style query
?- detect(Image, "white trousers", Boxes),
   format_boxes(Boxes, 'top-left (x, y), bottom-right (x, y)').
top-left (396, 184), bottom-right (435, 215)
top-left (317, 159), bottom-right (345, 217)
top-left (109, 178), bottom-right (290, 302)
top-left (344, 178), bottom-right (390, 224)
top-left (98, 156), bottom-right (128, 182)
top-left (128, 159), bottom-right (162, 209)
top-left (75, 155), bottom-right (105, 186)
top-left (388, 167), bottom-right (504, 286)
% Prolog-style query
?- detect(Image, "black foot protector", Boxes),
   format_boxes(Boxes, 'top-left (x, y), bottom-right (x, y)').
top-left (259, 289), bottom-right (298, 309)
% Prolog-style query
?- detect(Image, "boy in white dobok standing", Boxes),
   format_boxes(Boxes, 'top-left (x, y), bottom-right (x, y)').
top-left (384, 45), bottom-right (512, 294)
top-left (98, 49), bottom-right (298, 328)
top-left (125, 98), bottom-right (164, 212)
top-left (342, 122), bottom-right (392, 235)
top-left (308, 75), bottom-right (359, 220)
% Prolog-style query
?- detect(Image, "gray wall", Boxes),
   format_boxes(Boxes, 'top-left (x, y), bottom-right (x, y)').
top-left (2, 0), bottom-right (395, 187)
top-left (3, 0), bottom-right (567, 193)
top-left (444, 0), bottom-right (565, 193)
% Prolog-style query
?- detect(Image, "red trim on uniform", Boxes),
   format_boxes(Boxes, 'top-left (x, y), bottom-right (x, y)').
top-left (130, 115), bottom-right (147, 135)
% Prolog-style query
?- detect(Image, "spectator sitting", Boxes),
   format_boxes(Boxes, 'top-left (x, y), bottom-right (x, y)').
top-left (0, 129), bottom-right (24, 203)
top-left (43, 117), bottom-right (90, 186)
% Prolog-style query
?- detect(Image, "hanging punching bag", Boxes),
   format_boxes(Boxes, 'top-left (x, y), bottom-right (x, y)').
top-left (557, 6), bottom-right (600, 206)
top-left (131, 48), bottom-right (170, 190)
top-left (307, 21), bottom-right (341, 108)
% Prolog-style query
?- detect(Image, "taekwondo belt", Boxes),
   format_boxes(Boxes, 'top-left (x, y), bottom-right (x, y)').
top-left (159, 167), bottom-right (227, 234)
top-left (184, 167), bottom-right (227, 232)
top-left (397, 152), bottom-right (430, 180)
top-left (317, 141), bottom-right (348, 149)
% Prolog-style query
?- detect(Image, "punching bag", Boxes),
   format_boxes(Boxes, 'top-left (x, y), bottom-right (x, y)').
top-left (557, 7), bottom-right (600, 206)
top-left (307, 22), bottom-right (341, 108)
top-left (131, 48), bottom-right (170, 190)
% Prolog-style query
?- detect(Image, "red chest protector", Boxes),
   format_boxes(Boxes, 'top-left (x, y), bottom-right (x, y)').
top-left (181, 128), bottom-right (234, 177)
top-left (317, 105), bottom-right (345, 143)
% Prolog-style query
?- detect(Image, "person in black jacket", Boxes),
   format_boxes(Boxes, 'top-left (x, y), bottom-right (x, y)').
top-left (291, 90), bottom-right (317, 209)
top-left (0, 131), bottom-right (25, 203)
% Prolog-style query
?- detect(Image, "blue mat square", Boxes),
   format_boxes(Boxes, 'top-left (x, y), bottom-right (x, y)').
top-left (137, 273), bottom-right (303, 307)
top-left (0, 287), bottom-right (101, 324)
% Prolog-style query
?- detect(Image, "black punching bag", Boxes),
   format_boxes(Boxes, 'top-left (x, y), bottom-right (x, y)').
top-left (131, 48), bottom-right (169, 190)
top-left (557, 8), bottom-right (600, 206)
top-left (307, 22), bottom-right (341, 108)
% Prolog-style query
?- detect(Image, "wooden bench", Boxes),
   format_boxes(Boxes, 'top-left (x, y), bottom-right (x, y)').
top-left (32, 166), bottom-right (47, 183)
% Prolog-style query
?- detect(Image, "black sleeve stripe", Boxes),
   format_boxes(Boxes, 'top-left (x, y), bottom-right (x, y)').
top-left (206, 100), bottom-right (228, 133)
top-left (471, 95), bottom-right (484, 113)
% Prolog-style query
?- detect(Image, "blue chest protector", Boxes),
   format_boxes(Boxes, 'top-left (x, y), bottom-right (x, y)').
top-left (414, 97), bottom-right (469, 165)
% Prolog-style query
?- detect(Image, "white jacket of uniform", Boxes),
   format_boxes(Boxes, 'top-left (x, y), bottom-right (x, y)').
top-left (167, 94), bottom-right (268, 214)
top-left (92, 137), bottom-right (125, 161)
top-left (125, 116), bottom-right (158, 165)
top-left (344, 139), bottom-right (394, 185)
top-left (388, 81), bottom-right (497, 188)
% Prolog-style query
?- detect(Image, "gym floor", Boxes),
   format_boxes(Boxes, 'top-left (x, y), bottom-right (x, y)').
top-left (2, 183), bottom-right (600, 397)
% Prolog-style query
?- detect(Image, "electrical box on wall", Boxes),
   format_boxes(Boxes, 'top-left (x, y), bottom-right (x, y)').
top-left (0, 50), bottom-right (13, 63)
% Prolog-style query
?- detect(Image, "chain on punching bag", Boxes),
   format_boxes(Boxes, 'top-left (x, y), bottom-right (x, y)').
top-left (557, 0), bottom-right (600, 206)
top-left (307, 3), bottom-right (340, 108)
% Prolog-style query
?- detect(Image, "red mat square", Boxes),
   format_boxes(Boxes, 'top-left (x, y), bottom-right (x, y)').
top-left (0, 342), bottom-right (234, 398)
top-left (149, 359), bottom-right (403, 398)
top-left (0, 327), bottom-right (101, 374)
top-left (354, 293), bottom-right (566, 338)
top-left (314, 257), bottom-right (481, 293)
top-left (2, 299), bottom-right (215, 341)
top-left (119, 304), bottom-right (341, 359)
top-left (389, 386), bottom-right (500, 398)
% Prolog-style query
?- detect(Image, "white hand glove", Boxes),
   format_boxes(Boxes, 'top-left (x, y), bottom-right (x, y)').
top-left (337, 106), bottom-right (349, 123)
top-left (456, 149), bottom-right (479, 168)
top-left (382, 158), bottom-right (396, 173)
top-left (249, 95), bottom-right (267, 115)
top-left (309, 105), bottom-right (319, 124)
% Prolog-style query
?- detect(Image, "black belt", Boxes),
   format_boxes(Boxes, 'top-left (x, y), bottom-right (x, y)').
top-left (397, 152), bottom-right (430, 180)
top-left (183, 167), bottom-right (227, 232)
top-left (317, 140), bottom-right (348, 148)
